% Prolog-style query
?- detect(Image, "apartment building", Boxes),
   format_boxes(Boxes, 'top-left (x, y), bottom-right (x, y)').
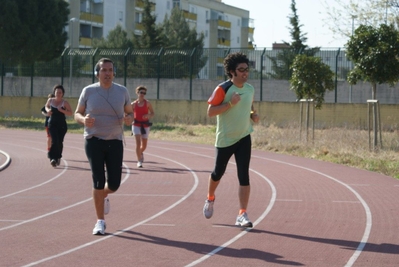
top-left (66, 0), bottom-right (255, 49)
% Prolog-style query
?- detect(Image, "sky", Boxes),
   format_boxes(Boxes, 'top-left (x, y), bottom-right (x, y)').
top-left (222, 0), bottom-right (349, 48)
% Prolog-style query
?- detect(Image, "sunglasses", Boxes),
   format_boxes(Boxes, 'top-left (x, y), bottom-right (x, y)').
top-left (139, 91), bottom-right (146, 95)
top-left (236, 67), bottom-right (250, 73)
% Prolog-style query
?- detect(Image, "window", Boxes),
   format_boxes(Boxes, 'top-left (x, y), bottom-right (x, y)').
top-left (135, 12), bottom-right (142, 23)
top-left (237, 37), bottom-right (240, 44)
top-left (237, 19), bottom-right (240, 26)
top-left (119, 11), bottom-right (123, 21)
top-left (173, 0), bottom-right (180, 8)
top-left (167, 1), bottom-right (170, 10)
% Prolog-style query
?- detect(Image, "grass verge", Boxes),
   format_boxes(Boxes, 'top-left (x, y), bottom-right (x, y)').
top-left (1, 116), bottom-right (398, 179)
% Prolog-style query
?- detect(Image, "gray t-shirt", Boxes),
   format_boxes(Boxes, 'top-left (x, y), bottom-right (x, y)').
top-left (78, 82), bottom-right (131, 140)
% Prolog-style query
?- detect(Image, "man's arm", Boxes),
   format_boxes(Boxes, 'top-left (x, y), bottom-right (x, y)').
top-left (207, 92), bottom-right (241, 117)
top-left (124, 103), bottom-right (134, 126)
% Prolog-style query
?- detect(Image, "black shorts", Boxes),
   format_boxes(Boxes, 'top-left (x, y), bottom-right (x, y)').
top-left (85, 137), bottom-right (123, 191)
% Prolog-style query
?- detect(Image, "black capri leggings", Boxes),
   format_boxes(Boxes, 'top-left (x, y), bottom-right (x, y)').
top-left (211, 134), bottom-right (251, 186)
top-left (85, 137), bottom-right (123, 191)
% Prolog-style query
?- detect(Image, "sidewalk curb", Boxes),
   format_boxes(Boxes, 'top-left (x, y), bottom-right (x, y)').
top-left (0, 150), bottom-right (11, 171)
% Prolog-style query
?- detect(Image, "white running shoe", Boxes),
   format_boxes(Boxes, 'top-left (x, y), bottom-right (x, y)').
top-left (104, 197), bottom-right (110, 215)
top-left (203, 199), bottom-right (215, 219)
top-left (137, 161), bottom-right (142, 168)
top-left (235, 212), bottom-right (253, 228)
top-left (92, 220), bottom-right (106, 235)
top-left (50, 159), bottom-right (56, 167)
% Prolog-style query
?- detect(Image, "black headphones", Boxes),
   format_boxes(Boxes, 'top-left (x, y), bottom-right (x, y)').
top-left (94, 58), bottom-right (117, 76)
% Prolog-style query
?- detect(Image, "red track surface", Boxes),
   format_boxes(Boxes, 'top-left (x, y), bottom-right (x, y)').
top-left (0, 128), bottom-right (398, 267)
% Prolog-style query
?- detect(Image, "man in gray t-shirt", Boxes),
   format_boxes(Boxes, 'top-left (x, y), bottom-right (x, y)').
top-left (74, 58), bottom-right (133, 235)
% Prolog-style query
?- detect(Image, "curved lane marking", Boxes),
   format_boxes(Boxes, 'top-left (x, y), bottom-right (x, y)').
top-left (22, 153), bottom-right (198, 267)
top-left (156, 145), bottom-right (371, 267)
top-left (3, 138), bottom-right (370, 267)
top-left (251, 155), bottom-right (372, 267)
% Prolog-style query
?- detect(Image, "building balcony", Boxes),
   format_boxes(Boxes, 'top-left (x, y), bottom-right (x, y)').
top-left (135, 0), bottom-right (155, 11)
top-left (218, 20), bottom-right (231, 29)
top-left (218, 38), bottom-right (230, 46)
top-left (135, 23), bottom-right (144, 31)
top-left (183, 10), bottom-right (197, 21)
top-left (80, 12), bottom-right (103, 24)
top-left (79, 37), bottom-right (92, 47)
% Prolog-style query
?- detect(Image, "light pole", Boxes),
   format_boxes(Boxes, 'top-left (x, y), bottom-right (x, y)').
top-left (69, 18), bottom-right (78, 96)
top-left (349, 15), bottom-right (357, 103)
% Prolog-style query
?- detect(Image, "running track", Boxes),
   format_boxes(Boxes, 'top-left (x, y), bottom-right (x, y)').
top-left (0, 128), bottom-right (398, 267)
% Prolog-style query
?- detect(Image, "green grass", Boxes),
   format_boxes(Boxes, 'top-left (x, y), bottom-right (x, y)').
top-left (1, 116), bottom-right (399, 179)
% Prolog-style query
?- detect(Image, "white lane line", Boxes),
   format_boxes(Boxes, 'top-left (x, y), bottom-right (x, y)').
top-left (252, 155), bottom-right (372, 267)
top-left (333, 201), bottom-right (361, 203)
top-left (0, 162), bottom-right (130, 232)
top-left (142, 224), bottom-right (175, 227)
top-left (276, 199), bottom-right (303, 201)
top-left (186, 168), bottom-right (276, 267)
top-left (138, 147), bottom-right (277, 267)
top-left (22, 154), bottom-right (198, 267)
top-left (0, 157), bottom-right (68, 199)
top-left (116, 194), bottom-right (185, 197)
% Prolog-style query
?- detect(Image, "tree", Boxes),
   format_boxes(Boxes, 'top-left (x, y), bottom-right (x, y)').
top-left (346, 23), bottom-right (399, 149)
top-left (0, 0), bottom-right (69, 64)
top-left (92, 25), bottom-right (133, 49)
top-left (160, 6), bottom-right (206, 78)
top-left (268, 0), bottom-right (319, 80)
top-left (132, 0), bottom-right (163, 49)
top-left (290, 54), bottom-right (334, 109)
top-left (130, 0), bottom-right (164, 78)
top-left (323, 0), bottom-right (399, 42)
top-left (92, 25), bottom-right (133, 78)
top-left (346, 23), bottom-right (399, 99)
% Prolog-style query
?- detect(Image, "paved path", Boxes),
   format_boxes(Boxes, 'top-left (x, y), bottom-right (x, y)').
top-left (0, 128), bottom-right (398, 267)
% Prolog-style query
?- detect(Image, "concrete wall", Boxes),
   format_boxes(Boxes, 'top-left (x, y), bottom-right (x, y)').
top-left (3, 77), bottom-right (399, 104)
top-left (1, 96), bottom-right (398, 130)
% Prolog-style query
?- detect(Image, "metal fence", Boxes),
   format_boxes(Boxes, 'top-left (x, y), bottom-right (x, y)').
top-left (0, 47), bottom-right (351, 100)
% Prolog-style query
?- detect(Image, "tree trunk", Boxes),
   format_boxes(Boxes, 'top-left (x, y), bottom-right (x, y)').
top-left (372, 83), bottom-right (377, 100)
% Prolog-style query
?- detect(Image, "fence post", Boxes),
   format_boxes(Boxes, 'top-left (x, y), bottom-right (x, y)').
top-left (157, 47), bottom-right (163, 100)
top-left (260, 48), bottom-right (266, 101)
top-left (60, 47), bottom-right (69, 87)
top-left (92, 48), bottom-right (99, 84)
top-left (124, 47), bottom-right (131, 87)
top-left (189, 47), bottom-right (197, 100)
top-left (1, 62), bottom-right (4, 96)
top-left (30, 64), bottom-right (34, 97)
top-left (334, 48), bottom-right (340, 103)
